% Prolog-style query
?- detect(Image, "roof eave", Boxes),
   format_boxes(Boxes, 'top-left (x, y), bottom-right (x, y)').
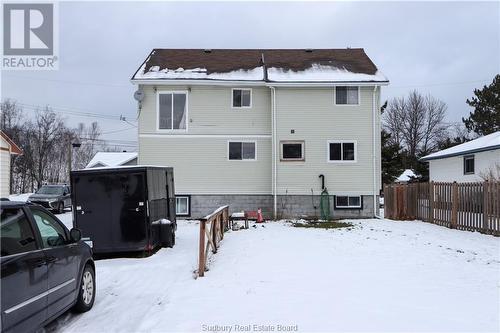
top-left (420, 145), bottom-right (500, 162)
top-left (131, 78), bottom-right (390, 87)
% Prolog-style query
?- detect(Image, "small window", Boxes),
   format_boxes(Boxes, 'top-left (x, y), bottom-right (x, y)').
top-left (176, 196), bottom-right (190, 216)
top-left (280, 141), bottom-right (305, 161)
top-left (464, 155), bottom-right (475, 174)
top-left (30, 208), bottom-right (67, 247)
top-left (328, 141), bottom-right (356, 162)
top-left (232, 89), bottom-right (252, 108)
top-left (228, 141), bottom-right (256, 160)
top-left (158, 92), bottom-right (187, 130)
top-left (335, 196), bottom-right (362, 209)
top-left (1, 208), bottom-right (37, 256)
top-left (335, 86), bottom-right (359, 105)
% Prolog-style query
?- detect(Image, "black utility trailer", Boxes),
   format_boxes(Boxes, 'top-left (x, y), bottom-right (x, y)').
top-left (70, 166), bottom-right (176, 255)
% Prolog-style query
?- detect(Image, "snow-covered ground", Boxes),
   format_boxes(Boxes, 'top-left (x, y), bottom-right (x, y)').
top-left (44, 215), bottom-right (499, 332)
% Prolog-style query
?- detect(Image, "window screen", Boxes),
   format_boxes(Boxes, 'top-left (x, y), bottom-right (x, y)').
top-left (336, 87), bottom-right (359, 105)
top-left (159, 93), bottom-right (187, 129)
top-left (329, 142), bottom-right (356, 161)
top-left (335, 196), bottom-right (362, 209)
top-left (229, 142), bottom-right (256, 160)
top-left (232, 89), bottom-right (251, 107)
top-left (176, 197), bottom-right (190, 216)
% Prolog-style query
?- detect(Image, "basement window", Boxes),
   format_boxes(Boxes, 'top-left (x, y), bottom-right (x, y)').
top-left (232, 88), bottom-right (252, 108)
top-left (228, 141), bottom-right (256, 160)
top-left (463, 155), bottom-right (475, 175)
top-left (176, 196), bottom-right (190, 216)
top-left (328, 141), bottom-right (357, 162)
top-left (335, 86), bottom-right (359, 105)
top-left (280, 141), bottom-right (305, 161)
top-left (335, 196), bottom-right (362, 209)
top-left (158, 92), bottom-right (187, 130)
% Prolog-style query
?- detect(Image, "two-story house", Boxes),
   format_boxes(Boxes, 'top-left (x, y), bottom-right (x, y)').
top-left (131, 49), bottom-right (389, 219)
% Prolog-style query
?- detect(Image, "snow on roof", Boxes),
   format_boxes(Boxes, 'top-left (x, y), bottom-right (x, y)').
top-left (396, 169), bottom-right (419, 182)
top-left (421, 131), bottom-right (500, 161)
top-left (85, 152), bottom-right (137, 169)
top-left (134, 63), bottom-right (264, 81)
top-left (267, 65), bottom-right (387, 82)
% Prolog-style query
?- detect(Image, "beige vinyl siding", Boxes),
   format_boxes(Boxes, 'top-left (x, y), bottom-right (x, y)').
top-left (274, 86), bottom-right (380, 195)
top-left (1, 138), bottom-right (11, 197)
top-left (139, 136), bottom-right (271, 194)
top-left (138, 85), bottom-right (271, 135)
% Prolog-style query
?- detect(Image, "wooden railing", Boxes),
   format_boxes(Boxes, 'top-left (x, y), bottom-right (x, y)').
top-left (198, 205), bottom-right (230, 277)
top-left (384, 181), bottom-right (500, 235)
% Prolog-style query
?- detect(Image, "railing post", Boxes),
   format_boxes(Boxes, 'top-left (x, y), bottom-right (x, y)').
top-left (483, 181), bottom-right (489, 232)
top-left (429, 181), bottom-right (434, 223)
top-left (451, 182), bottom-right (458, 229)
top-left (212, 217), bottom-right (218, 253)
top-left (198, 220), bottom-right (206, 277)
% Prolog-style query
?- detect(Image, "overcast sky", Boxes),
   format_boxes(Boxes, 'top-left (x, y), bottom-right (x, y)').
top-left (1, 1), bottom-right (499, 149)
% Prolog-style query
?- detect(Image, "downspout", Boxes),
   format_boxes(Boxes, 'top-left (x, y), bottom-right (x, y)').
top-left (270, 86), bottom-right (277, 219)
top-left (373, 85), bottom-right (381, 219)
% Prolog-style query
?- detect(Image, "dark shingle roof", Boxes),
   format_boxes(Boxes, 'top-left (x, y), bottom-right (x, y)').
top-left (141, 48), bottom-right (378, 75)
top-left (132, 48), bottom-right (387, 83)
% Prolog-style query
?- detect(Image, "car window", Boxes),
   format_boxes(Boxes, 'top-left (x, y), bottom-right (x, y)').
top-left (1, 208), bottom-right (37, 256)
top-left (30, 208), bottom-right (67, 247)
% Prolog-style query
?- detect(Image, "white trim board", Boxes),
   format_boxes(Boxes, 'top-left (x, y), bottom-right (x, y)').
top-left (139, 134), bottom-right (271, 139)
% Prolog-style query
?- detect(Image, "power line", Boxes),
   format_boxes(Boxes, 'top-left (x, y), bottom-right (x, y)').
top-left (3, 74), bottom-right (131, 88)
top-left (11, 101), bottom-right (138, 122)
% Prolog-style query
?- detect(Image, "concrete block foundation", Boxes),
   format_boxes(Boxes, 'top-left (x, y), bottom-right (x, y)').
top-left (186, 194), bottom-right (378, 220)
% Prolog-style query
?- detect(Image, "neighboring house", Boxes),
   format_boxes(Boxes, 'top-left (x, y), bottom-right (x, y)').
top-left (421, 131), bottom-right (500, 182)
top-left (395, 169), bottom-right (420, 184)
top-left (131, 49), bottom-right (389, 218)
top-left (0, 131), bottom-right (23, 197)
top-left (85, 152), bottom-right (138, 169)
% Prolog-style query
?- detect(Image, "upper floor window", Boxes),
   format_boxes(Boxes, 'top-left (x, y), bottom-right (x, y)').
top-left (228, 141), bottom-right (256, 161)
top-left (232, 88), bottom-right (252, 108)
top-left (328, 141), bottom-right (357, 162)
top-left (463, 155), bottom-right (475, 174)
top-left (280, 141), bottom-right (305, 161)
top-left (335, 86), bottom-right (359, 105)
top-left (158, 92), bottom-right (187, 130)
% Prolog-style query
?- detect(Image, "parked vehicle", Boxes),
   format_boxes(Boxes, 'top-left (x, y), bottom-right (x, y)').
top-left (0, 201), bottom-right (95, 333)
top-left (71, 166), bottom-right (176, 255)
top-left (27, 184), bottom-right (71, 214)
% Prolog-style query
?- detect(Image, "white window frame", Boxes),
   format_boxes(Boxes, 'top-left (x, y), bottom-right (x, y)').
top-left (156, 90), bottom-right (189, 132)
top-left (334, 86), bottom-right (360, 106)
top-left (334, 195), bottom-right (362, 209)
top-left (327, 140), bottom-right (357, 163)
top-left (231, 88), bottom-right (252, 109)
top-left (227, 140), bottom-right (257, 161)
top-left (280, 140), bottom-right (305, 161)
top-left (175, 196), bottom-right (190, 216)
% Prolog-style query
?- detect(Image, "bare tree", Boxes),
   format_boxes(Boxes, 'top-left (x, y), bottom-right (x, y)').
top-left (383, 90), bottom-right (448, 157)
top-left (480, 162), bottom-right (500, 181)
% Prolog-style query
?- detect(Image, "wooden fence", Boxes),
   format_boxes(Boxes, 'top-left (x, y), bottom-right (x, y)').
top-left (384, 181), bottom-right (500, 236)
top-left (198, 205), bottom-right (230, 277)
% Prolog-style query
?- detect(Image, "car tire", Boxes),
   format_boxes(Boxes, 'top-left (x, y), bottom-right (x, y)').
top-left (74, 265), bottom-right (95, 313)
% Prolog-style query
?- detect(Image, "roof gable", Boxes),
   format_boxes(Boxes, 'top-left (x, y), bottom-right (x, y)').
top-left (0, 131), bottom-right (23, 155)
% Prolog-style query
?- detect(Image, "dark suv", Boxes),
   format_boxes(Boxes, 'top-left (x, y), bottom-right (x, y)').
top-left (0, 201), bottom-right (95, 333)
top-left (27, 185), bottom-right (71, 214)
